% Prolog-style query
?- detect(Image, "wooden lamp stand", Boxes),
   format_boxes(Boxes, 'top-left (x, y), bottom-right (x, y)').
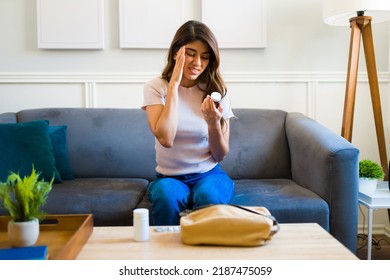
top-left (341, 15), bottom-right (388, 180)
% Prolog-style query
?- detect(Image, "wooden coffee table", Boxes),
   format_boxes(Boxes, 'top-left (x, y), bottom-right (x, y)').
top-left (76, 223), bottom-right (358, 260)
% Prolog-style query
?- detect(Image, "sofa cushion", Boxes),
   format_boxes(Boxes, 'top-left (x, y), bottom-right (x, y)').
top-left (16, 108), bottom-right (156, 180)
top-left (0, 120), bottom-right (62, 183)
top-left (41, 178), bottom-right (150, 226)
top-left (230, 179), bottom-right (329, 230)
top-left (49, 125), bottom-right (74, 180)
top-left (222, 109), bottom-right (291, 180)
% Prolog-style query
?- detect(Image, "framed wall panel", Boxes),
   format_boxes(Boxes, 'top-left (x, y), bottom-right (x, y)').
top-left (202, 0), bottom-right (266, 48)
top-left (37, 0), bottom-right (104, 49)
top-left (119, 0), bottom-right (186, 48)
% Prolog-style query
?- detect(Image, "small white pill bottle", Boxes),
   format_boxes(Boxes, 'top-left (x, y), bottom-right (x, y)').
top-left (133, 208), bottom-right (149, 241)
top-left (210, 92), bottom-right (222, 102)
top-left (210, 92), bottom-right (222, 108)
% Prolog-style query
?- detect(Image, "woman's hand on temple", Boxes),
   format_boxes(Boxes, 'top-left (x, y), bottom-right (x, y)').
top-left (170, 46), bottom-right (185, 88)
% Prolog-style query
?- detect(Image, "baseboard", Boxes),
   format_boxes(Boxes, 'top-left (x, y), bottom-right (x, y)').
top-left (358, 224), bottom-right (388, 235)
top-left (385, 226), bottom-right (390, 238)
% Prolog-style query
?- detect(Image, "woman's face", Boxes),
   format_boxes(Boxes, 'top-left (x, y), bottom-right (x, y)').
top-left (180, 40), bottom-right (210, 88)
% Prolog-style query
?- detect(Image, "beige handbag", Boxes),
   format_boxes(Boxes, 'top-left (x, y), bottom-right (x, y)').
top-left (180, 204), bottom-right (279, 247)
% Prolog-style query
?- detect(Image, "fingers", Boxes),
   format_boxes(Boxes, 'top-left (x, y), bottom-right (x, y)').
top-left (171, 47), bottom-right (185, 85)
top-left (175, 47), bottom-right (185, 64)
top-left (201, 96), bottom-right (222, 122)
top-left (201, 96), bottom-right (212, 112)
top-left (203, 96), bottom-right (221, 112)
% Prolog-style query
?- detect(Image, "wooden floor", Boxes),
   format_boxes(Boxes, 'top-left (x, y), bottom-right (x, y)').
top-left (356, 234), bottom-right (390, 260)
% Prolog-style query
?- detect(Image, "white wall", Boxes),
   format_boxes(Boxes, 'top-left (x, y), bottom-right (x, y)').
top-left (0, 0), bottom-right (389, 234)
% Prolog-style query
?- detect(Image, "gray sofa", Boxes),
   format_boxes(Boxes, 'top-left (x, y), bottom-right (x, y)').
top-left (0, 108), bottom-right (360, 253)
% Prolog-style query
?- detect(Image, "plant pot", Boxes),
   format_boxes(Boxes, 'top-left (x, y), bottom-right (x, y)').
top-left (7, 218), bottom-right (39, 247)
top-left (358, 178), bottom-right (378, 195)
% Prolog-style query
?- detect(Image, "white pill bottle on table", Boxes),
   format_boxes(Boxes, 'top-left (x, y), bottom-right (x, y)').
top-left (133, 208), bottom-right (149, 241)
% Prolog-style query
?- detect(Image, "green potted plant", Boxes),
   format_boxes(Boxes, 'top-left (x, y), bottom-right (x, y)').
top-left (0, 166), bottom-right (53, 247)
top-left (358, 159), bottom-right (385, 195)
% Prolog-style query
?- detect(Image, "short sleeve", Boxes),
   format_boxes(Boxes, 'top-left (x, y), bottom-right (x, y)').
top-left (220, 92), bottom-right (235, 120)
top-left (142, 77), bottom-right (168, 110)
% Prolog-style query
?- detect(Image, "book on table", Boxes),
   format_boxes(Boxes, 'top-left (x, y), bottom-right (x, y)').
top-left (0, 245), bottom-right (48, 260)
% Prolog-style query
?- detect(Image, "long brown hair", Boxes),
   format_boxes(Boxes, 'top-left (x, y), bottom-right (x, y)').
top-left (162, 20), bottom-right (227, 101)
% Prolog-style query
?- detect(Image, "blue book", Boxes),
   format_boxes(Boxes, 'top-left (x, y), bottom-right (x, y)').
top-left (0, 246), bottom-right (48, 260)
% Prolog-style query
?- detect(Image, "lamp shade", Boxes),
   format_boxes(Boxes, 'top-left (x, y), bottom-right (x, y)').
top-left (323, 0), bottom-right (390, 26)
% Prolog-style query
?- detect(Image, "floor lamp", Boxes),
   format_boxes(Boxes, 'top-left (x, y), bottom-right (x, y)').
top-left (323, 1), bottom-right (390, 180)
top-left (323, 0), bottom-right (390, 226)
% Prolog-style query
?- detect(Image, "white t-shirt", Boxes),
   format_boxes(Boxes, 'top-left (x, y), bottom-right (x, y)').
top-left (142, 77), bottom-right (235, 176)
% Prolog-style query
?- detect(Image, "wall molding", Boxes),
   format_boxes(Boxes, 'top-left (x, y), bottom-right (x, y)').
top-left (1, 72), bottom-right (388, 113)
top-left (224, 72), bottom-right (390, 83)
top-left (0, 72), bottom-right (158, 84)
top-left (0, 71), bottom-right (389, 84)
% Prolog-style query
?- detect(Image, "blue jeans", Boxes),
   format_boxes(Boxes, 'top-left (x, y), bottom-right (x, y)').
top-left (148, 164), bottom-right (235, 225)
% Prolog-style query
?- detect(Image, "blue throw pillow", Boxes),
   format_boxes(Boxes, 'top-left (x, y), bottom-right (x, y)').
top-left (0, 120), bottom-right (62, 183)
top-left (48, 126), bottom-right (74, 180)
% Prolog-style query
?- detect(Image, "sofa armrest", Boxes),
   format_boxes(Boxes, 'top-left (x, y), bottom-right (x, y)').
top-left (286, 112), bottom-right (360, 252)
top-left (0, 113), bottom-right (17, 123)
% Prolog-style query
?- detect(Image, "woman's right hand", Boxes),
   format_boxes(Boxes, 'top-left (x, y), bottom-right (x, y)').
top-left (147, 46), bottom-right (185, 148)
top-left (170, 46), bottom-right (185, 88)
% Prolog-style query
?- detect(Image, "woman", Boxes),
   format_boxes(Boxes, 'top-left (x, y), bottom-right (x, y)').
top-left (142, 20), bottom-right (235, 225)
